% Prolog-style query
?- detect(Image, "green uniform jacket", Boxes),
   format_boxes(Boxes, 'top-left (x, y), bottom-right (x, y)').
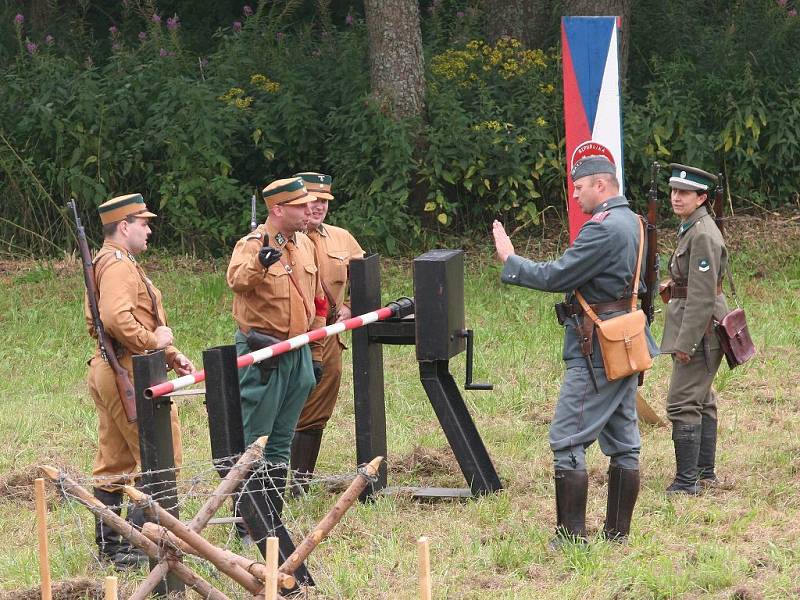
top-left (660, 205), bottom-right (729, 356)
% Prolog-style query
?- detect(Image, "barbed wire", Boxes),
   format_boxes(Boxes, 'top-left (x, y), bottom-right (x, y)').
top-left (0, 452), bottom-right (380, 598)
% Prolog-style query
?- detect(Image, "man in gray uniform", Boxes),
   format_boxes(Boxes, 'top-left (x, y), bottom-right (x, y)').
top-left (493, 155), bottom-right (658, 545)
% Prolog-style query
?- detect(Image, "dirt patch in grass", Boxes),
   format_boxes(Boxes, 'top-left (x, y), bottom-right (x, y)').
top-left (0, 578), bottom-right (102, 600)
top-left (391, 445), bottom-right (461, 477)
top-left (0, 461), bottom-right (80, 508)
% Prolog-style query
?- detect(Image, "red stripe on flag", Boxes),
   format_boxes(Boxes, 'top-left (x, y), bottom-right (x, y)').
top-left (561, 23), bottom-right (593, 243)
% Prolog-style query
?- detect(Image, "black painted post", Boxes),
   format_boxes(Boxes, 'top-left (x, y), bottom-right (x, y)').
top-left (133, 350), bottom-right (184, 596)
top-left (414, 250), bottom-right (502, 496)
top-left (203, 344), bottom-right (313, 589)
top-left (350, 254), bottom-right (388, 499)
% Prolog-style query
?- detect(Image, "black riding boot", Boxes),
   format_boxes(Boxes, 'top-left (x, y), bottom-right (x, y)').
top-left (550, 469), bottom-right (588, 548)
top-left (289, 429), bottom-right (324, 497)
top-left (697, 414), bottom-right (718, 485)
top-left (232, 492), bottom-right (254, 547)
top-left (666, 423), bottom-right (702, 495)
top-left (94, 488), bottom-right (124, 561)
top-left (93, 488), bottom-right (147, 570)
top-left (265, 464), bottom-right (288, 534)
top-left (603, 467), bottom-right (640, 541)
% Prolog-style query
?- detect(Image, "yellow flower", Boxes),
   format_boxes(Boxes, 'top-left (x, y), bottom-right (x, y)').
top-left (535, 117), bottom-right (547, 127)
top-left (233, 96), bottom-right (253, 110)
top-left (250, 74), bottom-right (267, 85)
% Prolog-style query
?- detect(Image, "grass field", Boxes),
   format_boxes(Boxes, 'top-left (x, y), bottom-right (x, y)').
top-left (1, 214), bottom-right (799, 599)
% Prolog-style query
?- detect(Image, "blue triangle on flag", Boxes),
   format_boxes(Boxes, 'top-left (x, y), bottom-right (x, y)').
top-left (563, 17), bottom-right (615, 132)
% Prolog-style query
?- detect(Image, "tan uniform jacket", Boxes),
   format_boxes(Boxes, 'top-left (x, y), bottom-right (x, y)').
top-left (84, 240), bottom-right (180, 367)
top-left (227, 221), bottom-right (325, 361)
top-left (83, 240), bottom-right (183, 488)
top-left (307, 223), bottom-right (364, 318)
top-left (660, 205), bottom-right (729, 356)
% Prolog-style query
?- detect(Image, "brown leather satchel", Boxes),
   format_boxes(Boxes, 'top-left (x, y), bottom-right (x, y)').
top-left (714, 308), bottom-right (755, 369)
top-left (713, 251), bottom-right (757, 373)
top-left (575, 217), bottom-right (653, 381)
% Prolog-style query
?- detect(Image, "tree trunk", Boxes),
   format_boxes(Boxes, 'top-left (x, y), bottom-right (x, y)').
top-left (485, 0), bottom-right (555, 49)
top-left (562, 0), bottom-right (632, 82)
top-left (363, 0), bottom-right (425, 120)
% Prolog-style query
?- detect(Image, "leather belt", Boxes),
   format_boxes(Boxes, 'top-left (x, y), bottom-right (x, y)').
top-left (670, 282), bottom-right (723, 298)
top-left (563, 298), bottom-right (633, 317)
top-left (238, 326), bottom-right (286, 340)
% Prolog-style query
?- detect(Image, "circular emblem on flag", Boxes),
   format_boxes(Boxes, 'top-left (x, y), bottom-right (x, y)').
top-left (570, 141), bottom-right (616, 173)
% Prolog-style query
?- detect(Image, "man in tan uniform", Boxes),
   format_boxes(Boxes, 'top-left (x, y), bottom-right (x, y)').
top-left (85, 193), bottom-right (195, 568)
top-left (227, 177), bottom-right (327, 534)
top-left (289, 172), bottom-right (364, 495)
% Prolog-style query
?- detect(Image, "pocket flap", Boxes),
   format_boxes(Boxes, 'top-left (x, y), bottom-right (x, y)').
top-left (596, 310), bottom-right (647, 342)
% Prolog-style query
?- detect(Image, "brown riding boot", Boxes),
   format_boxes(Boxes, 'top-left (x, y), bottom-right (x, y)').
top-left (603, 466), bottom-right (640, 542)
top-left (549, 469), bottom-right (588, 549)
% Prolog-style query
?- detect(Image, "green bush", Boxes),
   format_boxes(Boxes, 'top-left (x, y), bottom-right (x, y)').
top-left (1, 1), bottom-right (799, 258)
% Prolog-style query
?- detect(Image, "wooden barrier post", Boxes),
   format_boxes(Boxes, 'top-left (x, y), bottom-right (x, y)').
top-left (265, 537), bottom-right (279, 600)
top-left (104, 576), bottom-right (118, 600)
top-left (34, 478), bottom-right (52, 600)
top-left (417, 536), bottom-right (432, 600)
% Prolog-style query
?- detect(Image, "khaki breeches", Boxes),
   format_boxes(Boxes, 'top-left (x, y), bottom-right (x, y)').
top-left (296, 334), bottom-right (344, 431)
top-left (87, 355), bottom-right (182, 491)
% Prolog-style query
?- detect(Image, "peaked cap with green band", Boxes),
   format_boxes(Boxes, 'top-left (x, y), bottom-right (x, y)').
top-left (261, 177), bottom-right (311, 208)
top-left (98, 193), bottom-right (157, 225)
top-left (293, 171), bottom-right (333, 200)
top-left (669, 163), bottom-right (717, 192)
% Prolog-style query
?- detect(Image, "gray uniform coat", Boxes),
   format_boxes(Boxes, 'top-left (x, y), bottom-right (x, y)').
top-left (501, 196), bottom-right (658, 470)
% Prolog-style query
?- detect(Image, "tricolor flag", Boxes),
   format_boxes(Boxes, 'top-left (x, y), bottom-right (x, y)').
top-left (561, 16), bottom-right (624, 242)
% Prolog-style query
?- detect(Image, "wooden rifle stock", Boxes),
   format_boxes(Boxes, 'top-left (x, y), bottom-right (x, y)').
top-left (713, 173), bottom-right (725, 237)
top-left (68, 200), bottom-right (137, 423)
top-left (641, 162), bottom-right (660, 326)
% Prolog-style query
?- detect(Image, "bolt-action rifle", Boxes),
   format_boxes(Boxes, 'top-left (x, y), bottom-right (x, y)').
top-left (68, 199), bottom-right (137, 422)
top-left (713, 172), bottom-right (725, 237)
top-left (641, 161), bottom-right (660, 326)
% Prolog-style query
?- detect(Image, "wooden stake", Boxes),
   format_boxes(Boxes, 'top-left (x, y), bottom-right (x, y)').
top-left (34, 478), bottom-right (52, 600)
top-left (39, 466), bottom-right (231, 600)
top-left (104, 576), bottom-right (118, 600)
top-left (264, 537), bottom-right (279, 600)
top-left (417, 536), bottom-right (432, 600)
top-left (125, 485), bottom-right (263, 595)
top-left (128, 435), bottom-right (269, 600)
top-left (141, 522), bottom-right (296, 589)
top-left (279, 456), bottom-right (383, 576)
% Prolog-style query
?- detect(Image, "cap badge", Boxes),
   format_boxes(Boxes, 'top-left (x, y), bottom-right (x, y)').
top-left (680, 170), bottom-right (687, 178)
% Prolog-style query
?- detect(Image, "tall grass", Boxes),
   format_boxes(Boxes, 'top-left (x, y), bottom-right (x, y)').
top-left (0, 219), bottom-right (798, 598)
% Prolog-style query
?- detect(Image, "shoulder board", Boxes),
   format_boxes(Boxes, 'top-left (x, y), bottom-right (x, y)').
top-left (245, 232), bottom-right (263, 241)
top-left (590, 210), bottom-right (610, 223)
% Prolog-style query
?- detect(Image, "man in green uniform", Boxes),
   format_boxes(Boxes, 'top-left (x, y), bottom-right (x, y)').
top-left (290, 172), bottom-right (364, 495)
top-left (493, 155), bottom-right (658, 545)
top-left (660, 164), bottom-right (728, 494)
top-left (226, 176), bottom-right (327, 538)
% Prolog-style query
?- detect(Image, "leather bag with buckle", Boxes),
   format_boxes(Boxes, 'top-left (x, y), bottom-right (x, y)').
top-left (575, 217), bottom-right (653, 381)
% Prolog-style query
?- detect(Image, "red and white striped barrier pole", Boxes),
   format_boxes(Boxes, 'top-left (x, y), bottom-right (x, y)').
top-left (145, 298), bottom-right (413, 400)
